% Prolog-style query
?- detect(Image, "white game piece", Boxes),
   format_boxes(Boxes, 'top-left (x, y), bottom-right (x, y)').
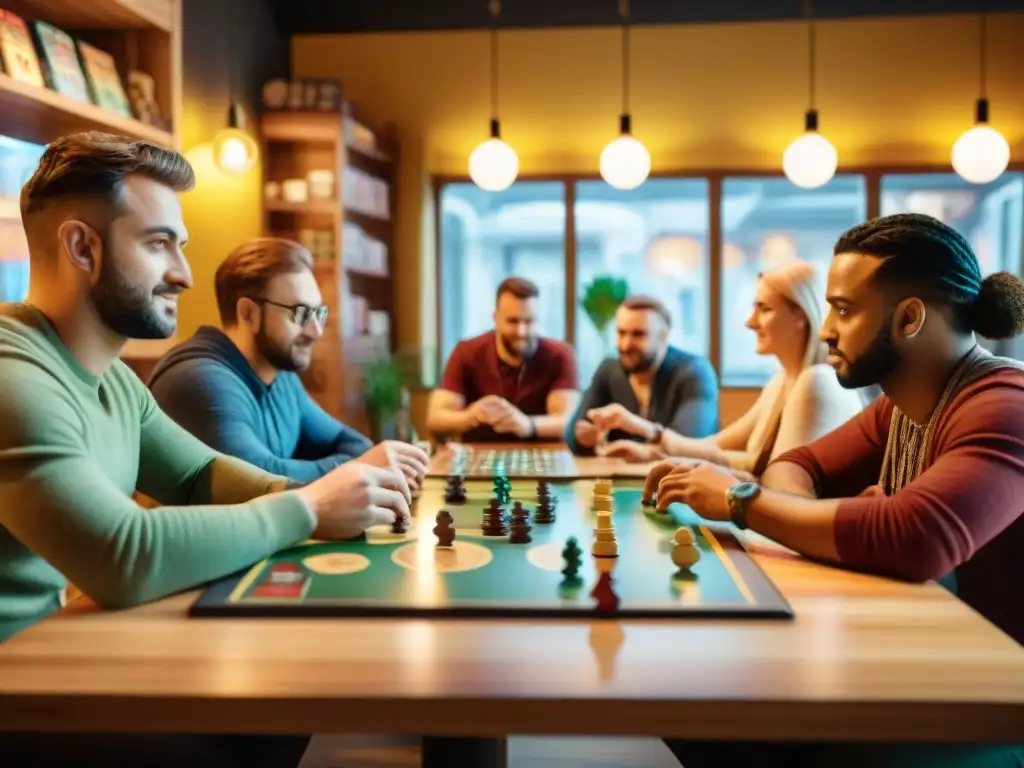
top-left (674, 527), bottom-right (695, 546)
top-left (671, 544), bottom-right (701, 569)
top-left (592, 511), bottom-right (618, 557)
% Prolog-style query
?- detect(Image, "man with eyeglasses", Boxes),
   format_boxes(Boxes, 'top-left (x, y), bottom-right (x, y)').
top-left (149, 237), bottom-right (429, 488)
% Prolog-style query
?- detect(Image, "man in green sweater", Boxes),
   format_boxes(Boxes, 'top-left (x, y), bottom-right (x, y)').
top-left (0, 132), bottom-right (410, 766)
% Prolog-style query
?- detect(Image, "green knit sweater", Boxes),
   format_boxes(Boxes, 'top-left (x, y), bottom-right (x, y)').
top-left (0, 303), bottom-right (317, 642)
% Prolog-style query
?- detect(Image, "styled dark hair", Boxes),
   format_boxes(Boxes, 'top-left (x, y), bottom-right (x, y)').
top-left (215, 237), bottom-right (314, 325)
top-left (620, 294), bottom-right (672, 328)
top-left (496, 276), bottom-right (539, 302)
top-left (834, 213), bottom-right (1024, 340)
top-left (20, 131), bottom-right (194, 221)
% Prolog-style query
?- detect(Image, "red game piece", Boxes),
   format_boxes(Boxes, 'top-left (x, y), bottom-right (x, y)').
top-left (590, 571), bottom-right (620, 612)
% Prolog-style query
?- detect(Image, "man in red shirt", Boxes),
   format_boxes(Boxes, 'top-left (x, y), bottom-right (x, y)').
top-left (648, 213), bottom-right (1024, 767)
top-left (427, 276), bottom-right (579, 443)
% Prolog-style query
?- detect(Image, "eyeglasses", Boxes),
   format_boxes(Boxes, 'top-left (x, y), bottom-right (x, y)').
top-left (251, 298), bottom-right (329, 328)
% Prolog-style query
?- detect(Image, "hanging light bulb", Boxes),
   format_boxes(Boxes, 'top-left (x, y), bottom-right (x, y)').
top-left (600, 115), bottom-right (651, 190)
top-left (600, 0), bottom-right (648, 190)
top-left (469, 0), bottom-right (517, 191)
top-left (469, 119), bottom-right (519, 192)
top-left (213, 102), bottom-right (258, 174)
top-left (952, 101), bottom-right (1009, 185)
top-left (783, 109), bottom-right (838, 189)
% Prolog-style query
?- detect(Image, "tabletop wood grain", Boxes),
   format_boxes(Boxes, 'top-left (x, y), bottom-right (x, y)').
top-left (1, 462), bottom-right (1022, 742)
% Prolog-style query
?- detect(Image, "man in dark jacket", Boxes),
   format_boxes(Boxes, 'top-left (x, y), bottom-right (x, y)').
top-left (149, 237), bottom-right (427, 487)
top-left (567, 295), bottom-right (719, 458)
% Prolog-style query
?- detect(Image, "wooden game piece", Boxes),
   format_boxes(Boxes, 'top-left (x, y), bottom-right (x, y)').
top-left (593, 478), bottom-right (612, 496)
top-left (674, 527), bottom-right (695, 546)
top-left (391, 512), bottom-right (408, 534)
top-left (434, 510), bottom-right (456, 547)
top-left (671, 544), bottom-right (701, 570)
top-left (481, 498), bottom-right (509, 536)
top-left (508, 502), bottom-right (532, 544)
top-left (534, 483), bottom-right (556, 523)
top-left (561, 536), bottom-right (583, 579)
top-left (590, 571), bottom-right (620, 612)
top-left (591, 510), bottom-right (619, 557)
top-left (444, 475), bottom-right (466, 504)
top-left (592, 494), bottom-right (612, 512)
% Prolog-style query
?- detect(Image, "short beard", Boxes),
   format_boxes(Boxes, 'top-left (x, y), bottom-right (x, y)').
top-left (256, 324), bottom-right (310, 372)
top-left (622, 350), bottom-right (658, 374)
top-left (834, 316), bottom-right (902, 389)
top-left (90, 249), bottom-right (176, 340)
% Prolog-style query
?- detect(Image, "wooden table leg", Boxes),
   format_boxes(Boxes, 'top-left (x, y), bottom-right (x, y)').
top-left (421, 736), bottom-right (507, 768)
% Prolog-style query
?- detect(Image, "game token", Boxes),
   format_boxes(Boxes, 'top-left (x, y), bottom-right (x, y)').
top-left (434, 510), bottom-right (456, 547)
top-left (509, 502), bottom-right (532, 544)
top-left (481, 498), bottom-right (509, 536)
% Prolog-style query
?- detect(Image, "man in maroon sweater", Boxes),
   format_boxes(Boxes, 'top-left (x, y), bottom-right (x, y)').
top-left (649, 213), bottom-right (1024, 767)
top-left (427, 276), bottom-right (579, 443)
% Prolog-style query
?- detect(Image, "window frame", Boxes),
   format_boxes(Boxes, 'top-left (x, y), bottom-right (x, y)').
top-left (433, 163), bottom-right (1024, 390)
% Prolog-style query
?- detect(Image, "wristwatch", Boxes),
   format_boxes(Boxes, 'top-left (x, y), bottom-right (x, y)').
top-left (726, 481), bottom-right (761, 530)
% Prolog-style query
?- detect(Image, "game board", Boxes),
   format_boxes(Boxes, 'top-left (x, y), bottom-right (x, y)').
top-left (191, 477), bottom-right (792, 620)
top-left (427, 446), bottom-right (580, 479)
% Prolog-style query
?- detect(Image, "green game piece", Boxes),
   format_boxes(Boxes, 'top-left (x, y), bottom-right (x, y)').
top-left (561, 536), bottom-right (583, 578)
top-left (493, 474), bottom-right (511, 506)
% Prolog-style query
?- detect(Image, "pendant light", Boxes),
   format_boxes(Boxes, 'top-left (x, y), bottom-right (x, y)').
top-left (469, 0), bottom-right (518, 191)
top-left (599, 0), bottom-right (650, 190)
top-left (952, 13), bottom-right (1010, 184)
top-left (783, 0), bottom-right (837, 189)
top-left (213, 0), bottom-right (257, 174)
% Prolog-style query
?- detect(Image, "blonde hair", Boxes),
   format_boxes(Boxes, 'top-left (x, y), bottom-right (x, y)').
top-left (758, 259), bottom-right (828, 370)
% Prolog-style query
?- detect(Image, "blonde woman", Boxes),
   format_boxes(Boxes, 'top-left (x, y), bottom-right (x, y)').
top-left (603, 259), bottom-right (869, 479)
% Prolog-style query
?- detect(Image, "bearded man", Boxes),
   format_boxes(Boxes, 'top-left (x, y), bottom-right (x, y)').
top-left (149, 237), bottom-right (427, 488)
top-left (566, 295), bottom-right (718, 458)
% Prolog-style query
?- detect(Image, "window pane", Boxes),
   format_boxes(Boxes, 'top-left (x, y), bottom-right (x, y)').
top-left (438, 181), bottom-right (567, 364)
top-left (882, 172), bottom-right (1024, 353)
top-left (881, 173), bottom-right (1023, 278)
top-left (574, 178), bottom-right (710, 386)
top-left (720, 175), bottom-right (867, 387)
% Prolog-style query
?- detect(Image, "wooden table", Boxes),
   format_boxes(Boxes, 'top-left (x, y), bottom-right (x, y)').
top-left (1, 453), bottom-right (1023, 755)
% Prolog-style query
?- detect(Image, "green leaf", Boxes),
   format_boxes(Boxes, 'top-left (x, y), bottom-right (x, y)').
top-left (580, 274), bottom-right (629, 332)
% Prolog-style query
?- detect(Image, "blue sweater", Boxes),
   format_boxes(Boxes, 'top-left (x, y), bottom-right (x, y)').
top-left (147, 326), bottom-right (372, 484)
top-left (566, 346), bottom-right (719, 455)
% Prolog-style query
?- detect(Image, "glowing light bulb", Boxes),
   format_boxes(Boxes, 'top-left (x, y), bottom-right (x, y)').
top-left (599, 116), bottom-right (650, 190)
top-left (469, 137), bottom-right (519, 192)
top-left (782, 110), bottom-right (838, 189)
top-left (952, 124), bottom-right (1010, 184)
top-left (213, 103), bottom-right (258, 174)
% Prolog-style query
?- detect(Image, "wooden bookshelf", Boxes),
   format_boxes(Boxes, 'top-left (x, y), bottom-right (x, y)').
top-left (0, 0), bottom-right (181, 149)
top-left (260, 106), bottom-right (397, 433)
top-left (5, 0), bottom-right (174, 31)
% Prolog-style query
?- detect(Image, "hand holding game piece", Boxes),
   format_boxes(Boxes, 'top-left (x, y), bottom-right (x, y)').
top-left (573, 419), bottom-right (600, 448)
top-left (641, 458), bottom-right (700, 506)
top-left (469, 395), bottom-right (510, 426)
top-left (656, 462), bottom-right (735, 520)
top-left (359, 440), bottom-right (430, 491)
top-left (586, 403), bottom-right (646, 437)
top-left (598, 439), bottom-right (659, 463)
top-left (492, 406), bottom-right (533, 438)
top-left (297, 462), bottom-right (411, 540)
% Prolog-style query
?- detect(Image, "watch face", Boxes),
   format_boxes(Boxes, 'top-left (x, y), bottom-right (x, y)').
top-left (730, 481), bottom-right (759, 500)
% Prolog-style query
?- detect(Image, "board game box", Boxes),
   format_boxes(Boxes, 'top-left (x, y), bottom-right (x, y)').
top-left (191, 477), bottom-right (793, 620)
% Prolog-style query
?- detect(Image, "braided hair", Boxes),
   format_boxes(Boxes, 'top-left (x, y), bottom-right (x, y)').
top-left (834, 213), bottom-right (1024, 339)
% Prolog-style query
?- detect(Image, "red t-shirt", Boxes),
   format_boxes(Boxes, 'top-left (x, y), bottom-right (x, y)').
top-left (772, 367), bottom-right (1024, 646)
top-left (439, 331), bottom-right (578, 442)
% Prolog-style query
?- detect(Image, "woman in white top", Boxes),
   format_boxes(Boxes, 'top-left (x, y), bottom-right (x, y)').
top-left (603, 259), bottom-right (870, 479)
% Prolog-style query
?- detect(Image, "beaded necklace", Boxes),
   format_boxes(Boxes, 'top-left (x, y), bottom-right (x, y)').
top-left (878, 345), bottom-right (1024, 494)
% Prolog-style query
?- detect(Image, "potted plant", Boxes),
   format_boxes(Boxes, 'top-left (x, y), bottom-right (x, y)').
top-left (360, 348), bottom-right (419, 443)
top-left (581, 275), bottom-right (629, 354)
